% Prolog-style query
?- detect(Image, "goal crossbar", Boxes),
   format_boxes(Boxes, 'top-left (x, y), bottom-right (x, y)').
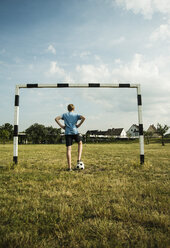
top-left (13, 83), bottom-right (144, 164)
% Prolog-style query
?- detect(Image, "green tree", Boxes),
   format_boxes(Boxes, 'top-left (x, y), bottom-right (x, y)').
top-left (4, 123), bottom-right (13, 139)
top-left (144, 131), bottom-right (153, 144)
top-left (156, 123), bottom-right (169, 146)
top-left (26, 123), bottom-right (48, 144)
top-left (0, 129), bottom-right (10, 144)
top-left (25, 123), bottom-right (61, 144)
top-left (0, 123), bottom-right (13, 140)
top-left (45, 126), bottom-right (61, 144)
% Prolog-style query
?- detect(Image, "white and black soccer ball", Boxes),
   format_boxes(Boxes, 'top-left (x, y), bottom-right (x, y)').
top-left (76, 161), bottom-right (85, 170)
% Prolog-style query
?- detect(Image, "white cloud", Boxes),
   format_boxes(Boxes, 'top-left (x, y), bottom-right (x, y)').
top-left (114, 58), bottom-right (122, 64)
top-left (74, 53), bottom-right (170, 128)
top-left (79, 51), bottom-right (91, 58)
top-left (76, 53), bottom-right (163, 84)
top-left (150, 24), bottom-right (170, 42)
top-left (47, 45), bottom-right (56, 55)
top-left (76, 64), bottom-right (110, 82)
top-left (111, 53), bottom-right (160, 82)
top-left (49, 61), bottom-right (65, 76)
top-left (47, 61), bottom-right (74, 82)
top-left (94, 55), bottom-right (102, 62)
top-left (72, 51), bottom-right (91, 59)
top-left (115, 0), bottom-right (170, 19)
top-left (42, 54), bottom-right (170, 130)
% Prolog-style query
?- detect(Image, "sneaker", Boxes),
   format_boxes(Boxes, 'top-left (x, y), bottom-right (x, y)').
top-left (67, 168), bottom-right (72, 171)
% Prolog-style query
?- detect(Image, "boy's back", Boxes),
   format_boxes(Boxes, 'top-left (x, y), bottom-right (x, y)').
top-left (62, 112), bottom-right (81, 135)
top-left (55, 104), bottom-right (85, 171)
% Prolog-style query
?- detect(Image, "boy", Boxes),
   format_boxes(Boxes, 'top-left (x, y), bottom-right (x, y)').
top-left (55, 104), bottom-right (85, 171)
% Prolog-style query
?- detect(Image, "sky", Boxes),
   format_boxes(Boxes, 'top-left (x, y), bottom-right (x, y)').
top-left (0, 0), bottom-right (170, 134)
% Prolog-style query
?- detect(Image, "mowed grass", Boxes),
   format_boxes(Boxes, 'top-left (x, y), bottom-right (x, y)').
top-left (0, 143), bottom-right (170, 248)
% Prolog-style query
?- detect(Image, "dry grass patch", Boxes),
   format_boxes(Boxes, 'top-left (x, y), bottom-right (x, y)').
top-left (0, 143), bottom-right (170, 247)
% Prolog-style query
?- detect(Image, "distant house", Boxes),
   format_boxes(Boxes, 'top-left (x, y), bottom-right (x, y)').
top-left (127, 124), bottom-right (139, 138)
top-left (86, 128), bottom-right (127, 139)
top-left (86, 130), bottom-right (99, 137)
top-left (147, 124), bottom-right (160, 138)
top-left (107, 128), bottom-right (127, 138)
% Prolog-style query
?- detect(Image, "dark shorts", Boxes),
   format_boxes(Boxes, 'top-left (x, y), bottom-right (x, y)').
top-left (65, 134), bottom-right (82, 147)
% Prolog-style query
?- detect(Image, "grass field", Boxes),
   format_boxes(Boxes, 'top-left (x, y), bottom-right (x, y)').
top-left (0, 143), bottom-right (170, 248)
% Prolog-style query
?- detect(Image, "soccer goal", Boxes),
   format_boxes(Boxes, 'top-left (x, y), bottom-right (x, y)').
top-left (13, 83), bottom-right (144, 164)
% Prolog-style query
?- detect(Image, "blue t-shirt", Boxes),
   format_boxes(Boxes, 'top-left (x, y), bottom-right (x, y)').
top-left (61, 112), bottom-right (81, 135)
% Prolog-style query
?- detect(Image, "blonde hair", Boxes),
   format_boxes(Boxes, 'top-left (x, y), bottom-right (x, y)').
top-left (67, 104), bottom-right (75, 112)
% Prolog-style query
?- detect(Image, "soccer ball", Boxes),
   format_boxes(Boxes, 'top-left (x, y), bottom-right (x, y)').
top-left (76, 161), bottom-right (85, 170)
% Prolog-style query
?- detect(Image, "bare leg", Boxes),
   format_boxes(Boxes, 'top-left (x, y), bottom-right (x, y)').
top-left (66, 146), bottom-right (72, 169)
top-left (78, 141), bottom-right (82, 161)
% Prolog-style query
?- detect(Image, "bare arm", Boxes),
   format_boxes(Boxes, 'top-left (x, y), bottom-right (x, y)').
top-left (55, 116), bottom-right (65, 130)
top-left (76, 115), bottom-right (85, 128)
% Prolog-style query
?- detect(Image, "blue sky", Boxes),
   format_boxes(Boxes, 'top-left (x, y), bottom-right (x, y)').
top-left (0, 0), bottom-right (170, 133)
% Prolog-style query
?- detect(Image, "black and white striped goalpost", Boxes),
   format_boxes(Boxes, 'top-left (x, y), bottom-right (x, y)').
top-left (13, 83), bottom-right (144, 165)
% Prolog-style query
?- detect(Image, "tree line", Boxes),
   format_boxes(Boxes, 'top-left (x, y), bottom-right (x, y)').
top-left (0, 122), bottom-right (169, 145)
top-left (0, 123), bottom-right (62, 144)
top-left (25, 123), bottom-right (61, 144)
top-left (144, 123), bottom-right (169, 146)
top-left (0, 123), bottom-right (13, 143)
